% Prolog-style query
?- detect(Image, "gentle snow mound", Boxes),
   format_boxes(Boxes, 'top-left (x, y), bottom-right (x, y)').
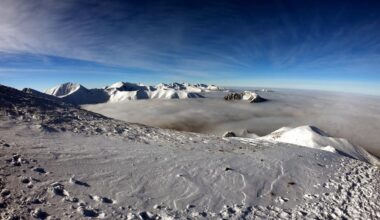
top-left (259, 125), bottom-right (380, 165)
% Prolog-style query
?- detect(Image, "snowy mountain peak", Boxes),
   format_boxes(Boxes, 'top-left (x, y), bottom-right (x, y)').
top-left (44, 81), bottom-right (216, 104)
top-left (45, 82), bottom-right (86, 97)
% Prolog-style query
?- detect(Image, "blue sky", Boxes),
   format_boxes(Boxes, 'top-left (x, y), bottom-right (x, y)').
top-left (0, 0), bottom-right (380, 95)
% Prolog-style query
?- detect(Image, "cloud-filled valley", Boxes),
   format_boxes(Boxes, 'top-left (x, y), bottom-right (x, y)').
top-left (83, 89), bottom-right (380, 158)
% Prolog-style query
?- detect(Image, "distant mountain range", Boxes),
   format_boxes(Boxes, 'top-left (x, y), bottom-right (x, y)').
top-left (24, 82), bottom-right (223, 105)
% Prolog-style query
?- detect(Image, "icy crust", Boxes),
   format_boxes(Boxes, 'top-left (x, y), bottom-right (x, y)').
top-left (0, 84), bottom-right (379, 219)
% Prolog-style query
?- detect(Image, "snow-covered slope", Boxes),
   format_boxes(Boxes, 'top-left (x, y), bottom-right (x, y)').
top-left (258, 125), bottom-right (380, 165)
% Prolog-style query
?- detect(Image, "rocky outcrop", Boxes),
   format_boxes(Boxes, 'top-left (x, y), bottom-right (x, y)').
top-left (223, 131), bottom-right (236, 137)
top-left (224, 91), bottom-right (267, 103)
top-left (23, 88), bottom-right (63, 103)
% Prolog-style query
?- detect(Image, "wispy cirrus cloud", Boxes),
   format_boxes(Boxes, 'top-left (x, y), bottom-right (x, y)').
top-left (0, 0), bottom-right (380, 93)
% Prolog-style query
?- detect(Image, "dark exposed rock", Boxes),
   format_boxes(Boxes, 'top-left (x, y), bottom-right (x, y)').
top-left (31, 208), bottom-right (48, 219)
top-left (32, 167), bottom-right (46, 174)
top-left (224, 91), bottom-right (267, 103)
top-left (223, 131), bottom-right (236, 137)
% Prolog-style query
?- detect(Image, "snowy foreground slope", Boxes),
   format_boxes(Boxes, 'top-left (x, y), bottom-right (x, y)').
top-left (44, 82), bottom-right (220, 105)
top-left (0, 85), bottom-right (379, 219)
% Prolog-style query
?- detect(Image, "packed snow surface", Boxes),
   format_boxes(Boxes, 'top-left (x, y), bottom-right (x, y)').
top-left (0, 84), bottom-right (379, 219)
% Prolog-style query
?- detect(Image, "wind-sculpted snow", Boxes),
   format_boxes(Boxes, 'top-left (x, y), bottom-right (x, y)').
top-left (0, 84), bottom-right (379, 219)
